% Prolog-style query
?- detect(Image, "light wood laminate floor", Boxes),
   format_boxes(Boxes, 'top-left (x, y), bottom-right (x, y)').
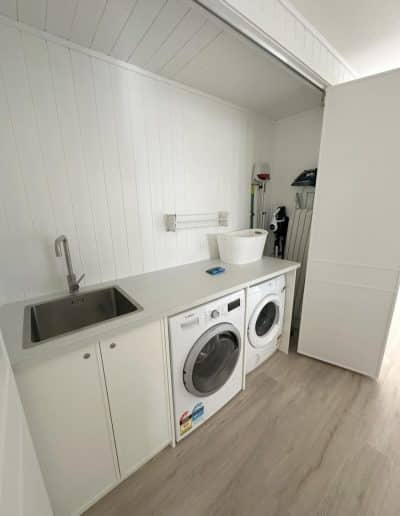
top-left (85, 339), bottom-right (400, 516)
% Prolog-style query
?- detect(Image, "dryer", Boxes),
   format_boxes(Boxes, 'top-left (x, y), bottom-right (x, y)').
top-left (246, 275), bottom-right (285, 374)
top-left (169, 290), bottom-right (244, 441)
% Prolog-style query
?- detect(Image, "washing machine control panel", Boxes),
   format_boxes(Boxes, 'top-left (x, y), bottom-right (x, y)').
top-left (206, 297), bottom-right (241, 322)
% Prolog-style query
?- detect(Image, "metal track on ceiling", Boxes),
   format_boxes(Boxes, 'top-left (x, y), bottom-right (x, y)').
top-left (192, 0), bottom-right (326, 96)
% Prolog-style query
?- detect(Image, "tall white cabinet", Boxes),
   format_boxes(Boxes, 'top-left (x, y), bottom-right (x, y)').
top-left (298, 69), bottom-right (400, 377)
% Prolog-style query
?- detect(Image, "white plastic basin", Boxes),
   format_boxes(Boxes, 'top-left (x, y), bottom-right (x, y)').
top-left (217, 229), bottom-right (268, 265)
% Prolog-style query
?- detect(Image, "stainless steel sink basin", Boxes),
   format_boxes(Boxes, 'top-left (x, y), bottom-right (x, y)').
top-left (23, 286), bottom-right (142, 348)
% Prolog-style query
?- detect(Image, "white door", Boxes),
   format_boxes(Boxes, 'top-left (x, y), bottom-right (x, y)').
top-left (100, 321), bottom-right (171, 479)
top-left (298, 69), bottom-right (400, 377)
top-left (16, 343), bottom-right (118, 516)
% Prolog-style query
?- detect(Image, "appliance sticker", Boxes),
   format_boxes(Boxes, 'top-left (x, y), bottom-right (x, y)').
top-left (179, 411), bottom-right (192, 436)
top-left (191, 402), bottom-right (204, 424)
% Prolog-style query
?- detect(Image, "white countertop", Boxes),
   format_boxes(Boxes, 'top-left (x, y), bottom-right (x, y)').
top-left (0, 257), bottom-right (299, 370)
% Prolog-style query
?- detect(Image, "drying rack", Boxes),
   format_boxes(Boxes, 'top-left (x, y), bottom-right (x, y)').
top-left (286, 188), bottom-right (315, 329)
top-left (165, 212), bottom-right (229, 232)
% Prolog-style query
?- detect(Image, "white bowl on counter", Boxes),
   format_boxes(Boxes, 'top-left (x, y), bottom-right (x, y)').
top-left (217, 229), bottom-right (268, 265)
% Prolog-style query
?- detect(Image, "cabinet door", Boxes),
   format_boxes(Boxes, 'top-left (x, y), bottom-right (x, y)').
top-left (298, 69), bottom-right (400, 377)
top-left (16, 343), bottom-right (118, 516)
top-left (100, 321), bottom-right (171, 478)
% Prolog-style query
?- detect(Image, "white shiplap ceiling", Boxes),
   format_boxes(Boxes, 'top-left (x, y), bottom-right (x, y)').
top-left (0, 0), bottom-right (322, 119)
top-left (288, 0), bottom-right (400, 78)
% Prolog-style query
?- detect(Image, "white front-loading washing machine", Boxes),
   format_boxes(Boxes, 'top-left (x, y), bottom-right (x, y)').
top-left (169, 290), bottom-right (244, 441)
top-left (246, 275), bottom-right (285, 374)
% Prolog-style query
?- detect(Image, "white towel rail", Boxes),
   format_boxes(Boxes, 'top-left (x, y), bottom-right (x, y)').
top-left (165, 212), bottom-right (229, 232)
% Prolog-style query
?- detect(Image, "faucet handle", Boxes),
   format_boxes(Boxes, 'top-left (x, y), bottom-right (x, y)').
top-left (77, 273), bottom-right (85, 285)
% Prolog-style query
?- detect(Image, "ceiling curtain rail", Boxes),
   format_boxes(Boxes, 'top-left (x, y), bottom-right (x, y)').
top-left (193, 0), bottom-right (327, 94)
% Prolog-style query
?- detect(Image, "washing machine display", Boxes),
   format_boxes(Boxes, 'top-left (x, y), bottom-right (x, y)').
top-left (183, 323), bottom-right (241, 396)
top-left (169, 291), bottom-right (245, 441)
top-left (246, 276), bottom-right (285, 374)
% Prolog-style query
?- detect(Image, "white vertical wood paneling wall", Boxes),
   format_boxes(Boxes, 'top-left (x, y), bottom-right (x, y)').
top-left (0, 22), bottom-right (265, 304)
top-left (221, 0), bottom-right (356, 85)
top-left (0, 330), bottom-right (53, 515)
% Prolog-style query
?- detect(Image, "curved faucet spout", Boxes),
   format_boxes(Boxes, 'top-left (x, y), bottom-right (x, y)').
top-left (55, 235), bottom-right (67, 257)
top-left (54, 235), bottom-right (85, 294)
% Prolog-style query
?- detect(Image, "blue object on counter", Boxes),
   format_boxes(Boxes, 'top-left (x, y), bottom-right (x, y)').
top-left (206, 266), bottom-right (225, 275)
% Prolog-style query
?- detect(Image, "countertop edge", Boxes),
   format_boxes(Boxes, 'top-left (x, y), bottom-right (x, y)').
top-left (1, 258), bottom-right (300, 371)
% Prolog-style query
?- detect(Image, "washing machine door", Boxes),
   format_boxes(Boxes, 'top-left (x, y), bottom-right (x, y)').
top-left (183, 322), bottom-right (241, 397)
top-left (248, 294), bottom-right (281, 348)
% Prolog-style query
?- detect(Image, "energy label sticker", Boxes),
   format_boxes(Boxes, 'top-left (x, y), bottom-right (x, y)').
top-left (191, 402), bottom-right (204, 424)
top-left (179, 411), bottom-right (192, 435)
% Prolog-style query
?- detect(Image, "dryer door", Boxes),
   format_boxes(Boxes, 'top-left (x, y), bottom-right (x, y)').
top-left (248, 294), bottom-right (281, 348)
top-left (183, 323), bottom-right (241, 397)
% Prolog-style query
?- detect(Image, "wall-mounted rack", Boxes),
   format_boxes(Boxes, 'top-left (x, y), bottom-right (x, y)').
top-left (165, 212), bottom-right (229, 232)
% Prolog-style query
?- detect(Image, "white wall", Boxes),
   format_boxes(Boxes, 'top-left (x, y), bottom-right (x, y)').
top-left (0, 21), bottom-right (274, 304)
top-left (270, 107), bottom-right (323, 220)
top-left (0, 330), bottom-right (53, 515)
top-left (260, 107), bottom-right (322, 324)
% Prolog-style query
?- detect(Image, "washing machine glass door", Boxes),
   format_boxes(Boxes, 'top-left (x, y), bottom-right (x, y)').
top-left (183, 322), bottom-right (241, 397)
top-left (248, 294), bottom-right (280, 348)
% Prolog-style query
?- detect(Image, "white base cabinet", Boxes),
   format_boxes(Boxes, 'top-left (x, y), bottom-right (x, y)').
top-left (16, 342), bottom-right (118, 516)
top-left (16, 320), bottom-right (171, 516)
top-left (100, 321), bottom-right (170, 478)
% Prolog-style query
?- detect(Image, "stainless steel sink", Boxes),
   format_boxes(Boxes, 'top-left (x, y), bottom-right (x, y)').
top-left (23, 286), bottom-right (142, 348)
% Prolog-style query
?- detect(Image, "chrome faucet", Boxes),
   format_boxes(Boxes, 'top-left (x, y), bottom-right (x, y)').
top-left (55, 235), bottom-right (85, 294)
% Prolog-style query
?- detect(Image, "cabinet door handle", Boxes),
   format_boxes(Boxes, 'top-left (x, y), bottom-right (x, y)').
top-left (83, 353), bottom-right (91, 359)
top-left (110, 343), bottom-right (116, 349)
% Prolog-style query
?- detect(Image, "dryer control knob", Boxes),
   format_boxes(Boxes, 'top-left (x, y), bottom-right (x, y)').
top-left (211, 310), bottom-right (220, 319)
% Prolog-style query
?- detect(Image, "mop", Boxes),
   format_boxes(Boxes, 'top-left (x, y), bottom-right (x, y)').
top-left (251, 163), bottom-right (270, 229)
